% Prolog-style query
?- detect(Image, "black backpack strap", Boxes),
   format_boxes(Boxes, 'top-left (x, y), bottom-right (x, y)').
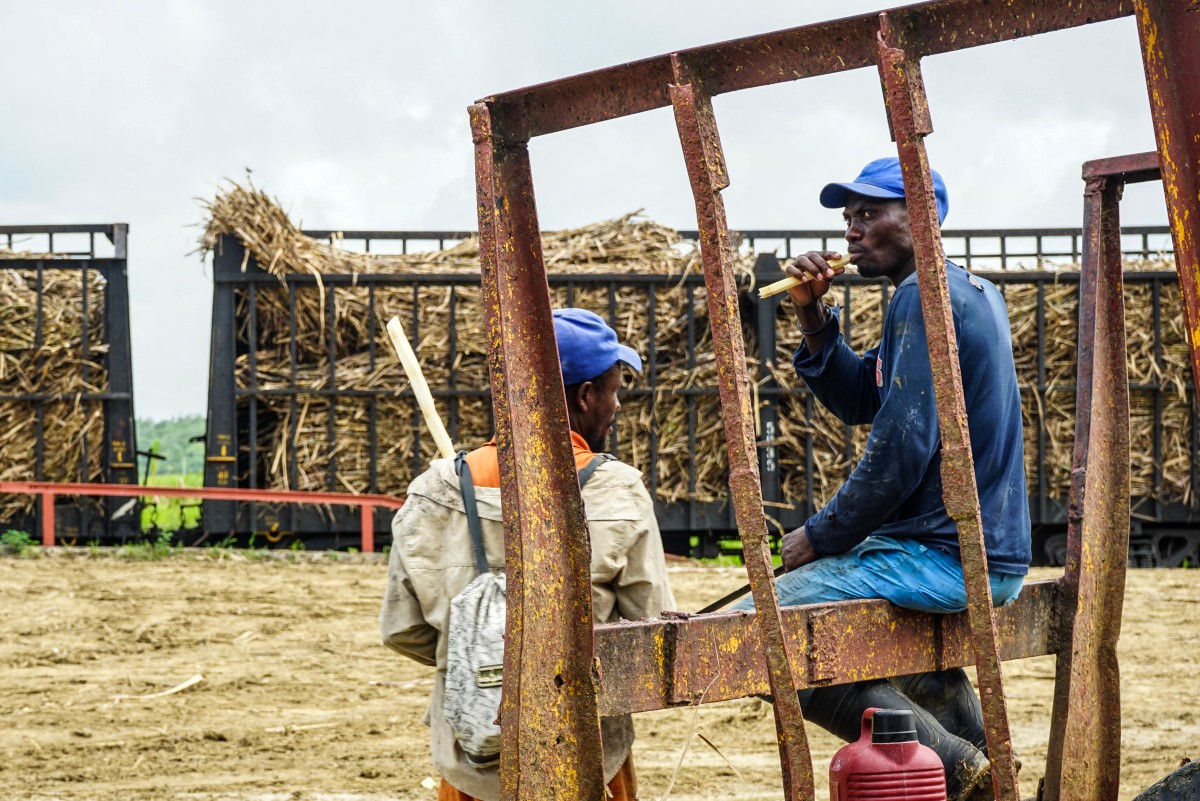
top-left (578, 453), bottom-right (616, 489)
top-left (454, 451), bottom-right (490, 577)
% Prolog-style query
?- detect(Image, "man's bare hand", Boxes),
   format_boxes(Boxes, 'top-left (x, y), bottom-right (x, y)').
top-left (780, 526), bottom-right (819, 571)
top-left (785, 251), bottom-right (846, 309)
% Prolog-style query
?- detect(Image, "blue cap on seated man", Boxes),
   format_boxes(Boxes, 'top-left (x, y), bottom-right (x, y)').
top-left (819, 156), bottom-right (950, 225)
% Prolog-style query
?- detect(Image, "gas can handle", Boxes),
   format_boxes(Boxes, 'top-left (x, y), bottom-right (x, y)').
top-left (860, 707), bottom-right (880, 742)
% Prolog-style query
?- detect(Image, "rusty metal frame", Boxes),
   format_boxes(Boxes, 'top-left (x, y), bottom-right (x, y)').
top-left (1136, 2), bottom-right (1200, 391)
top-left (470, 2), bottom-right (1198, 799)
top-left (1038, 153), bottom-right (1150, 801)
top-left (593, 580), bottom-right (1061, 715)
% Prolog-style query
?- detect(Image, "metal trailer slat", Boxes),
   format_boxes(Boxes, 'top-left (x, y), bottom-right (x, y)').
top-left (325, 277), bottom-right (337, 539)
top-left (447, 286), bottom-right (459, 444)
top-left (368, 285), bottom-right (379, 494)
top-left (646, 283), bottom-right (658, 502)
top-left (203, 236), bottom-right (241, 535)
top-left (669, 64), bottom-right (815, 797)
top-left (79, 260), bottom-right (90, 540)
top-left (470, 105), bottom-right (607, 798)
top-left (874, 25), bottom-right (1019, 796)
top-left (100, 225), bottom-right (138, 539)
top-left (287, 283), bottom-right (300, 535)
top-left (409, 286), bottom-right (421, 479)
top-left (34, 265), bottom-right (45, 483)
top-left (686, 283), bottom-right (698, 540)
top-left (249, 281), bottom-right (259, 536)
top-left (1037, 281), bottom-right (1049, 523)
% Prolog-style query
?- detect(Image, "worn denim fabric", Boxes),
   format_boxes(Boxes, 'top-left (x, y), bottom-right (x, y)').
top-left (731, 535), bottom-right (1024, 614)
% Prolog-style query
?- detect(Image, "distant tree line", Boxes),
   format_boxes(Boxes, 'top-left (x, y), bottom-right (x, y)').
top-left (136, 415), bottom-right (206, 478)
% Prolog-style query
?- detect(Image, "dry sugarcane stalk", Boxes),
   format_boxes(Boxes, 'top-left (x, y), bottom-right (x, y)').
top-left (0, 263), bottom-right (108, 522)
top-left (386, 316), bottom-right (455, 460)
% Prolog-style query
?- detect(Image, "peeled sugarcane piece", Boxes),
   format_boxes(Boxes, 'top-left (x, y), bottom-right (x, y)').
top-left (758, 253), bottom-right (853, 299)
top-left (386, 315), bottom-right (456, 460)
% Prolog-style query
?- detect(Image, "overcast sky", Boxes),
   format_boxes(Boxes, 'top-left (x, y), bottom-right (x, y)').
top-left (0, 2), bottom-right (1168, 420)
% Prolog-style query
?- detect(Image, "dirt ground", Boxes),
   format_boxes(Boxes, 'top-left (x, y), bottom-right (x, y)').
top-left (0, 551), bottom-right (1195, 801)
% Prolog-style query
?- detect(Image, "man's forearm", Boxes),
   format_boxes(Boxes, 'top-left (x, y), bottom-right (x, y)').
top-left (792, 299), bottom-right (833, 353)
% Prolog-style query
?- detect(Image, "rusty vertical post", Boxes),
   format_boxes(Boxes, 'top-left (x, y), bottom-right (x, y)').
top-left (668, 56), bottom-right (815, 801)
top-left (875, 15), bottom-right (1020, 801)
top-left (470, 103), bottom-right (606, 801)
top-left (1040, 171), bottom-right (1105, 801)
top-left (1135, 0), bottom-right (1200, 392)
top-left (1043, 174), bottom-right (1131, 801)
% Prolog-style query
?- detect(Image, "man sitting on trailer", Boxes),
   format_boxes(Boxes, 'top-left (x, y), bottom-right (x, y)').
top-left (732, 157), bottom-right (1032, 801)
top-left (380, 307), bottom-right (676, 801)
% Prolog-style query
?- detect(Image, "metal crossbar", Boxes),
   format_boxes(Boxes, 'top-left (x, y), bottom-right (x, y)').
top-left (0, 223), bottom-right (124, 260)
top-left (0, 481), bottom-right (404, 553)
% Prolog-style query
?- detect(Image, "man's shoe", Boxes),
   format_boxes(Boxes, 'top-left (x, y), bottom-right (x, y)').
top-left (954, 752), bottom-right (993, 801)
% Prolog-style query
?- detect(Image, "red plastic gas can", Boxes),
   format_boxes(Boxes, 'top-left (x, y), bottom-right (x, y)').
top-left (829, 708), bottom-right (947, 801)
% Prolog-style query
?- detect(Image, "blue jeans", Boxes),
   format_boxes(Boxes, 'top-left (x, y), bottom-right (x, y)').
top-left (732, 535), bottom-right (1024, 614)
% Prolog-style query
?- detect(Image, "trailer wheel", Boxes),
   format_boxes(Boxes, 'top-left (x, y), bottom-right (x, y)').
top-left (1149, 530), bottom-right (1200, 568)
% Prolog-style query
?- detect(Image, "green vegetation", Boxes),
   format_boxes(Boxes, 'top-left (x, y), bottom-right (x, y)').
top-left (689, 535), bottom-right (781, 567)
top-left (135, 415), bottom-right (206, 478)
top-left (116, 529), bottom-right (179, 561)
top-left (146, 473), bottom-right (203, 488)
top-left (141, 472), bottom-right (204, 533)
top-left (135, 415), bottom-right (205, 535)
top-left (2, 529), bottom-right (36, 555)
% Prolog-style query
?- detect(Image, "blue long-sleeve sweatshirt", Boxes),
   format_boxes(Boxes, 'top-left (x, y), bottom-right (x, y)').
top-left (795, 262), bottom-right (1031, 576)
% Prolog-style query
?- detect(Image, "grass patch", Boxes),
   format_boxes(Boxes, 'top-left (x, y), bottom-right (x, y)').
top-left (2, 529), bottom-right (36, 555)
top-left (115, 530), bottom-right (180, 561)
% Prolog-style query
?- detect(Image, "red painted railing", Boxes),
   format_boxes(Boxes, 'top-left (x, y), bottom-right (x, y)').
top-left (0, 482), bottom-right (406, 553)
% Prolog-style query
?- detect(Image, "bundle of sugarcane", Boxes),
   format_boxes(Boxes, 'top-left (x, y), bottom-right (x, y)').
top-left (202, 182), bottom-right (1195, 514)
top-left (1002, 271), bottom-right (1194, 504)
top-left (203, 181), bottom-right (758, 499)
top-left (0, 258), bottom-right (108, 522)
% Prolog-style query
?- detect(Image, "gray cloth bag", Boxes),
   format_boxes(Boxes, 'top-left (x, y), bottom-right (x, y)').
top-left (442, 451), bottom-right (613, 764)
top-left (444, 570), bottom-right (506, 763)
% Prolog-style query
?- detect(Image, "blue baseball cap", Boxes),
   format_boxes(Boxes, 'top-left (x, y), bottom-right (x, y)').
top-left (819, 157), bottom-right (950, 225)
top-left (553, 308), bottom-right (643, 386)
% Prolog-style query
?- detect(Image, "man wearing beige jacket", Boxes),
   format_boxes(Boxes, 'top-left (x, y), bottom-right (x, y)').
top-left (381, 308), bottom-right (676, 801)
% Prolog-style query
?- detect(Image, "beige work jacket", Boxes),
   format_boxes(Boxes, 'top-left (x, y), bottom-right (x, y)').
top-left (380, 456), bottom-right (676, 800)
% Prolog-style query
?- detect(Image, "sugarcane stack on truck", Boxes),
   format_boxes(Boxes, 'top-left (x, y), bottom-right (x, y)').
top-left (468, 2), bottom-right (1200, 800)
